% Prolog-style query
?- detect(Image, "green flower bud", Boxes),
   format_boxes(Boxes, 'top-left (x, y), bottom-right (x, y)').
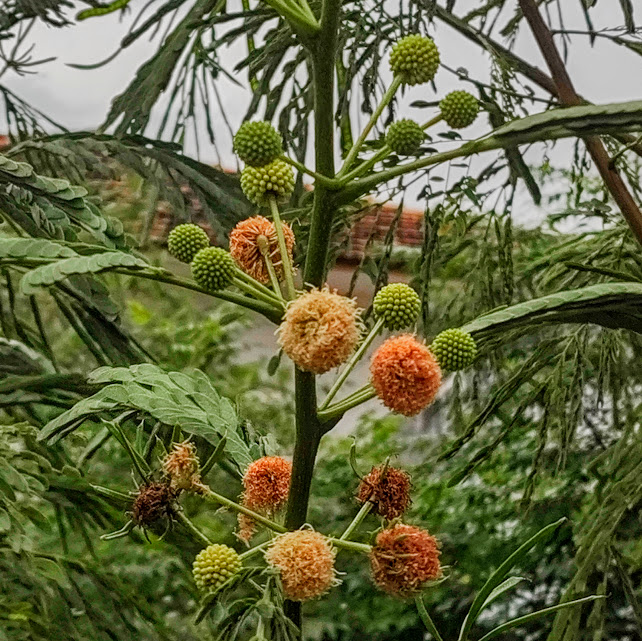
top-left (240, 159), bottom-right (294, 205)
top-left (167, 224), bottom-right (210, 263)
top-left (386, 119), bottom-right (424, 156)
top-left (439, 91), bottom-right (479, 129)
top-left (390, 35), bottom-right (440, 86)
top-left (233, 121), bottom-right (283, 167)
top-left (373, 283), bottom-right (421, 330)
top-left (191, 247), bottom-right (236, 292)
top-left (430, 328), bottom-right (477, 371)
top-left (193, 544), bottom-right (242, 593)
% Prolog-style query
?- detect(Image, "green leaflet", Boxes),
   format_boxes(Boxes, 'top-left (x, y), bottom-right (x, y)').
top-left (458, 518), bottom-right (566, 641)
top-left (39, 364), bottom-right (253, 472)
top-left (0, 237), bottom-right (77, 261)
top-left (461, 282), bottom-right (642, 338)
top-left (21, 252), bottom-right (149, 295)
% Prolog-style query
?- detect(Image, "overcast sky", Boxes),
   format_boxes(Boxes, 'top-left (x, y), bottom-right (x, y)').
top-left (2, 2), bottom-right (639, 218)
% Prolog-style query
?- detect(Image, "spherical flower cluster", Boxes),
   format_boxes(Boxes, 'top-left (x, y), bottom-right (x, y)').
top-left (193, 544), bottom-right (242, 593)
top-left (386, 119), bottom-right (424, 156)
top-left (370, 335), bottom-right (441, 416)
top-left (229, 216), bottom-right (295, 284)
top-left (266, 530), bottom-right (337, 601)
top-left (370, 524), bottom-right (441, 596)
top-left (191, 247), bottom-right (236, 292)
top-left (233, 121), bottom-right (283, 166)
top-left (131, 482), bottom-right (175, 527)
top-left (242, 456), bottom-right (292, 513)
top-left (240, 159), bottom-right (294, 205)
top-left (162, 441), bottom-right (205, 493)
top-left (389, 35), bottom-right (440, 86)
top-left (167, 224), bottom-right (210, 263)
top-left (237, 512), bottom-right (257, 543)
top-left (439, 90), bottom-right (479, 129)
top-left (357, 465), bottom-right (411, 520)
top-left (430, 328), bottom-right (477, 371)
top-left (373, 283), bottom-right (421, 330)
top-left (278, 288), bottom-right (360, 374)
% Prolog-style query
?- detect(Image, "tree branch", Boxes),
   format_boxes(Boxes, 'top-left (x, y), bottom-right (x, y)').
top-left (517, 0), bottom-right (642, 247)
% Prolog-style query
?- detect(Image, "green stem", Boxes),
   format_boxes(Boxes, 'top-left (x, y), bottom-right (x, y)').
top-left (240, 0), bottom-right (258, 91)
top-left (261, 0), bottom-right (319, 37)
top-left (339, 501), bottom-right (372, 541)
top-left (416, 597), bottom-right (444, 641)
top-left (280, 155), bottom-right (339, 187)
top-left (329, 537), bottom-right (371, 554)
top-left (203, 488), bottom-right (288, 534)
top-left (113, 267), bottom-right (283, 323)
top-left (239, 540), bottom-right (271, 560)
top-left (268, 195), bottom-right (296, 299)
top-left (318, 385), bottom-right (376, 422)
top-left (421, 113), bottom-right (444, 130)
top-left (234, 267), bottom-right (283, 303)
top-left (338, 75), bottom-right (403, 177)
top-left (256, 237), bottom-right (285, 300)
top-left (320, 317), bottom-right (384, 410)
top-left (233, 276), bottom-right (285, 309)
top-left (175, 511), bottom-right (213, 546)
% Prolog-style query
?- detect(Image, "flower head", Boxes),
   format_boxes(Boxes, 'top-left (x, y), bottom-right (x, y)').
top-left (237, 512), bottom-right (257, 543)
top-left (430, 328), bottom-right (477, 371)
top-left (357, 465), bottom-right (411, 520)
top-left (439, 90), bottom-right (479, 129)
top-left (229, 216), bottom-right (295, 284)
top-left (163, 441), bottom-right (206, 493)
top-left (370, 523), bottom-right (441, 596)
top-left (191, 247), bottom-right (236, 292)
top-left (373, 283), bottom-right (421, 330)
top-left (193, 544), bottom-right (242, 593)
top-left (385, 120), bottom-right (424, 156)
top-left (131, 482), bottom-right (175, 527)
top-left (370, 335), bottom-right (441, 416)
top-left (389, 35), bottom-right (440, 85)
top-left (278, 288), bottom-right (360, 374)
top-left (242, 456), bottom-right (292, 513)
top-left (167, 224), bottom-right (210, 263)
top-left (233, 121), bottom-right (283, 166)
top-left (266, 529), bottom-right (338, 601)
top-left (240, 159), bottom-right (294, 205)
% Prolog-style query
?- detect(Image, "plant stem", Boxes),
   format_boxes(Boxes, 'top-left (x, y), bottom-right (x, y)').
top-left (421, 113), bottom-right (444, 129)
top-left (320, 318), bottom-right (384, 410)
top-left (234, 267), bottom-right (283, 304)
top-left (416, 597), bottom-right (444, 641)
top-left (256, 237), bottom-right (286, 301)
top-left (203, 488), bottom-right (287, 534)
top-left (113, 267), bottom-right (283, 323)
top-left (175, 511), bottom-right (213, 546)
top-left (339, 501), bottom-right (372, 541)
top-left (318, 385), bottom-right (377, 422)
top-left (338, 76), bottom-right (403, 177)
top-left (268, 195), bottom-right (296, 299)
top-left (239, 540), bottom-right (271, 560)
top-left (280, 155), bottom-right (339, 187)
top-left (232, 276), bottom-right (285, 309)
top-left (329, 537), bottom-right (371, 554)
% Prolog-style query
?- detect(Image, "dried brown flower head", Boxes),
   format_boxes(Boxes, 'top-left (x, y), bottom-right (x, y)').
top-left (242, 456), bottom-right (292, 513)
top-left (229, 216), bottom-right (295, 284)
top-left (162, 441), bottom-right (206, 493)
top-left (236, 512), bottom-right (257, 543)
top-left (370, 523), bottom-right (441, 596)
top-left (265, 529), bottom-right (338, 601)
top-left (278, 288), bottom-right (360, 374)
top-left (357, 465), bottom-right (411, 520)
top-left (131, 482), bottom-right (175, 527)
top-left (370, 334), bottom-right (442, 416)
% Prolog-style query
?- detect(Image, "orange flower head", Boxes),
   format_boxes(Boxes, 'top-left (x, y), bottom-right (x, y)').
top-left (266, 529), bottom-right (338, 601)
top-left (370, 334), bottom-right (441, 416)
top-left (278, 288), bottom-right (360, 374)
top-left (229, 216), bottom-right (295, 284)
top-left (162, 441), bottom-right (205, 493)
top-left (370, 523), bottom-right (441, 596)
top-left (242, 456), bottom-right (292, 513)
top-left (357, 465), bottom-right (411, 520)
